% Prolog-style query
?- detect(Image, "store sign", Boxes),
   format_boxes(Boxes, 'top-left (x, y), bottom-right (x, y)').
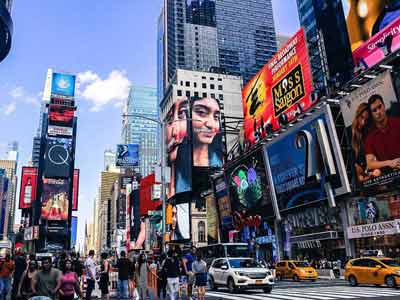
top-left (347, 219), bottom-right (400, 239)
top-left (152, 184), bottom-right (161, 200)
top-left (48, 125), bottom-right (73, 137)
top-left (296, 240), bottom-right (322, 249)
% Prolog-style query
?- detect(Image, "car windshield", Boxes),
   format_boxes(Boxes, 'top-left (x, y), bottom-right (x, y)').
top-left (229, 259), bottom-right (263, 269)
top-left (380, 259), bottom-right (400, 267)
top-left (226, 246), bottom-right (248, 257)
top-left (294, 262), bottom-right (310, 268)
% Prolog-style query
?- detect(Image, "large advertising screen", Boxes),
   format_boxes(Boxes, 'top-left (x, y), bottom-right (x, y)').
top-left (43, 137), bottom-right (73, 178)
top-left (72, 169), bottom-right (79, 211)
top-left (341, 71), bottom-right (400, 189)
top-left (19, 167), bottom-right (38, 209)
top-left (170, 202), bottom-right (190, 241)
top-left (51, 72), bottom-right (76, 98)
top-left (242, 28), bottom-right (313, 146)
top-left (48, 105), bottom-right (75, 127)
top-left (71, 216), bottom-right (77, 248)
top-left (41, 178), bottom-right (69, 221)
top-left (116, 144), bottom-right (139, 167)
top-left (264, 105), bottom-right (350, 212)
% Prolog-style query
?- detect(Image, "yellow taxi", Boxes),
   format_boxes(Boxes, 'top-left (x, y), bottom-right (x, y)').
top-left (344, 257), bottom-right (400, 288)
top-left (275, 260), bottom-right (318, 281)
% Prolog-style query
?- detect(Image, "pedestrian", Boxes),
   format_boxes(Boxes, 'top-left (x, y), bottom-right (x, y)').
top-left (182, 246), bottom-right (196, 300)
top-left (0, 253), bottom-right (15, 300)
top-left (58, 258), bottom-right (83, 300)
top-left (12, 250), bottom-right (26, 300)
top-left (136, 254), bottom-right (148, 300)
top-left (192, 254), bottom-right (207, 300)
top-left (71, 253), bottom-right (83, 281)
top-left (157, 254), bottom-right (167, 300)
top-left (115, 251), bottom-right (134, 300)
top-left (17, 259), bottom-right (37, 300)
top-left (162, 249), bottom-right (180, 300)
top-left (84, 250), bottom-right (97, 300)
top-left (99, 253), bottom-right (110, 300)
top-left (31, 256), bottom-right (61, 300)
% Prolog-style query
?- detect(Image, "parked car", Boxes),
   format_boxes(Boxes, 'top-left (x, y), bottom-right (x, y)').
top-left (275, 260), bottom-right (318, 281)
top-left (344, 257), bottom-right (400, 288)
top-left (208, 257), bottom-right (274, 293)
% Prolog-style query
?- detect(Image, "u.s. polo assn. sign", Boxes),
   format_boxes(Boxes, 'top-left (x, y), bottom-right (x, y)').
top-left (347, 219), bottom-right (400, 239)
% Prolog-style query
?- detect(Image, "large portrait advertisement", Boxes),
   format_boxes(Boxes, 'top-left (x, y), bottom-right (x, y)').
top-left (116, 144), bottom-right (139, 167)
top-left (165, 97), bottom-right (192, 200)
top-left (242, 28), bottom-right (314, 146)
top-left (170, 202), bottom-right (191, 241)
top-left (19, 167), bottom-right (38, 209)
top-left (264, 105), bottom-right (350, 212)
top-left (41, 178), bottom-right (69, 221)
top-left (341, 71), bottom-right (400, 189)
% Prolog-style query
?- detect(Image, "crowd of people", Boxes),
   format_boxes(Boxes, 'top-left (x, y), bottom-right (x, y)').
top-left (0, 246), bottom-right (208, 300)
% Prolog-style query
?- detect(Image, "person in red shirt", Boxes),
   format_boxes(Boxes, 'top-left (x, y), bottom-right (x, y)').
top-left (364, 94), bottom-right (400, 172)
top-left (0, 254), bottom-right (15, 300)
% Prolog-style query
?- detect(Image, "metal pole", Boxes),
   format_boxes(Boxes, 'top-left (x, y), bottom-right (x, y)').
top-left (161, 122), bottom-right (167, 253)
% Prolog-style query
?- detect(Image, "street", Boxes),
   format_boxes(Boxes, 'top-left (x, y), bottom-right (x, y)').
top-left (205, 281), bottom-right (400, 300)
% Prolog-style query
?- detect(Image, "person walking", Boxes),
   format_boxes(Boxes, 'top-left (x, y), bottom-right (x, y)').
top-left (136, 254), bottom-right (148, 300)
top-left (157, 254), bottom-right (167, 300)
top-left (162, 250), bottom-right (180, 300)
top-left (0, 254), bottom-right (15, 300)
top-left (98, 253), bottom-right (110, 300)
top-left (182, 247), bottom-right (196, 300)
top-left (71, 253), bottom-right (83, 281)
top-left (17, 259), bottom-right (37, 300)
top-left (11, 250), bottom-right (26, 300)
top-left (31, 256), bottom-right (61, 300)
top-left (115, 251), bottom-right (133, 300)
top-left (84, 250), bottom-right (97, 300)
top-left (192, 254), bottom-right (207, 300)
top-left (58, 258), bottom-right (83, 300)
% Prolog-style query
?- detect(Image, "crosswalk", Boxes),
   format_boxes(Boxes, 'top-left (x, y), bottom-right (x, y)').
top-left (206, 286), bottom-right (400, 300)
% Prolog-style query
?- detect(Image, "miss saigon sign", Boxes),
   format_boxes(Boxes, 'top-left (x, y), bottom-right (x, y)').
top-left (347, 219), bottom-right (400, 239)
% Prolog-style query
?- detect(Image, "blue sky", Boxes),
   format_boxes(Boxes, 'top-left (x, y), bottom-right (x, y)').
top-left (0, 0), bottom-right (299, 248)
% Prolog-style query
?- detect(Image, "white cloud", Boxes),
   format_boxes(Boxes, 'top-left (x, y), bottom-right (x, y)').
top-left (3, 102), bottom-right (16, 115)
top-left (7, 86), bottom-right (40, 107)
top-left (77, 70), bottom-right (131, 112)
top-left (9, 87), bottom-right (24, 99)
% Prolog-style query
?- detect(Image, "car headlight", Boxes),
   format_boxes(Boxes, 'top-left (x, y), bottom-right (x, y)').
top-left (234, 271), bottom-right (246, 277)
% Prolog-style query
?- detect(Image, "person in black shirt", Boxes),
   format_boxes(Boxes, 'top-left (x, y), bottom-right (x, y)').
top-left (116, 251), bottom-right (134, 300)
top-left (162, 249), bottom-right (180, 300)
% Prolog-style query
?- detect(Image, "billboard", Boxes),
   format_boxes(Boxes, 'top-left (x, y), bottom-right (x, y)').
top-left (242, 28), bottom-right (313, 146)
top-left (71, 216), bottom-right (77, 248)
top-left (43, 137), bottom-right (73, 178)
top-left (72, 169), bottom-right (79, 211)
top-left (19, 167), bottom-right (38, 209)
top-left (51, 72), bottom-right (76, 98)
top-left (48, 104), bottom-right (75, 127)
top-left (170, 202), bottom-right (190, 241)
top-left (341, 71), bottom-right (400, 189)
top-left (48, 125), bottom-right (73, 137)
top-left (116, 144), bottom-right (139, 167)
top-left (264, 105), bottom-right (350, 212)
top-left (41, 178), bottom-right (69, 221)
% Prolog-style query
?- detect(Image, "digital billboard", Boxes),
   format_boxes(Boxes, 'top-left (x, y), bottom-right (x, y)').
top-left (48, 104), bottom-right (75, 127)
top-left (19, 167), bottom-right (38, 209)
top-left (41, 178), bottom-right (69, 221)
top-left (72, 169), bottom-right (79, 211)
top-left (116, 144), bottom-right (139, 167)
top-left (71, 216), bottom-right (77, 248)
top-left (341, 71), bottom-right (400, 189)
top-left (48, 125), bottom-right (73, 137)
top-left (43, 137), bottom-right (73, 178)
top-left (170, 202), bottom-right (190, 241)
top-left (264, 105), bottom-right (350, 212)
top-left (242, 28), bottom-right (313, 145)
top-left (51, 72), bottom-right (76, 98)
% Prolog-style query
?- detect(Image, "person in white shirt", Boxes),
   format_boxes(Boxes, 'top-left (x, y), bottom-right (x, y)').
top-left (84, 250), bottom-right (97, 300)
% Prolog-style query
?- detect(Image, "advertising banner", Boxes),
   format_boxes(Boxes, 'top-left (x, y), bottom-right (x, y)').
top-left (48, 104), bottom-right (75, 127)
top-left (347, 219), bottom-right (400, 239)
top-left (43, 137), bottom-right (73, 178)
top-left (170, 202), bottom-right (190, 241)
top-left (242, 28), bottom-right (313, 145)
top-left (341, 71), bottom-right (400, 189)
top-left (342, 1), bottom-right (400, 51)
top-left (72, 169), bottom-right (79, 211)
top-left (48, 125), bottom-right (73, 137)
top-left (19, 167), bottom-right (38, 209)
top-left (264, 105), bottom-right (350, 212)
top-left (116, 144), bottom-right (139, 167)
top-left (71, 216), bottom-right (77, 248)
top-left (51, 72), bottom-right (76, 98)
top-left (117, 193), bottom-right (126, 229)
top-left (41, 178), bottom-right (69, 221)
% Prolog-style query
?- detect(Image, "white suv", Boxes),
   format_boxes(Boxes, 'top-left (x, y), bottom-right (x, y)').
top-left (208, 257), bottom-right (274, 293)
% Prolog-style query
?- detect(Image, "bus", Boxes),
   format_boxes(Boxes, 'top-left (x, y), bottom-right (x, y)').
top-left (197, 243), bottom-right (250, 266)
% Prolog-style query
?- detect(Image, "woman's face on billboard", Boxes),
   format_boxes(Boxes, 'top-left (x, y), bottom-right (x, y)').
top-left (192, 98), bottom-right (221, 145)
top-left (166, 99), bottom-right (189, 162)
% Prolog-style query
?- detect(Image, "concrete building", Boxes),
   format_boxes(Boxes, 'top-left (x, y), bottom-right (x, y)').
top-left (104, 149), bottom-right (119, 172)
top-left (0, 158), bottom-right (17, 240)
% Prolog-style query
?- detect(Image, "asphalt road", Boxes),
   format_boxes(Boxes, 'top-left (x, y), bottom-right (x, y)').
top-left (204, 280), bottom-right (400, 300)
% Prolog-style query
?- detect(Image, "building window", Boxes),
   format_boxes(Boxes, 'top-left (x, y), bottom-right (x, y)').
top-left (211, 93), bottom-right (215, 99)
top-left (210, 84), bottom-right (215, 90)
top-left (202, 92), bottom-right (207, 98)
top-left (186, 91), bottom-right (191, 98)
top-left (210, 77), bottom-right (215, 81)
top-left (218, 85), bottom-right (223, 90)
top-left (194, 91), bottom-right (199, 98)
top-left (198, 221), bottom-right (206, 242)
top-left (177, 90), bottom-right (182, 96)
top-left (219, 94), bottom-right (224, 101)
top-left (180, 81), bottom-right (183, 86)
top-left (202, 76), bottom-right (206, 79)
top-left (185, 81), bottom-right (190, 87)
top-left (218, 78), bottom-right (222, 81)
top-left (202, 83), bottom-right (207, 89)
top-left (194, 82), bottom-right (197, 88)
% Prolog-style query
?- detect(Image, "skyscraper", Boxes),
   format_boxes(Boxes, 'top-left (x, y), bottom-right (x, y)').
top-left (104, 150), bottom-right (118, 172)
top-left (296, 0), bottom-right (353, 94)
top-left (122, 86), bottom-right (159, 177)
top-left (0, 156), bottom-right (17, 240)
top-left (158, 0), bottom-right (277, 100)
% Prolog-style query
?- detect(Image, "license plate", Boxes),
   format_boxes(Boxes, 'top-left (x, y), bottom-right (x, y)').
top-left (256, 280), bottom-right (263, 284)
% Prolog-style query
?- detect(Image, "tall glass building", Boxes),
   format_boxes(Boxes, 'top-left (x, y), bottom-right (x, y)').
top-left (122, 86), bottom-right (159, 177)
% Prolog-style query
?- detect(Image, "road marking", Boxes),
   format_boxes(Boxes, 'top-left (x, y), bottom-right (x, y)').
top-left (207, 291), bottom-right (313, 300)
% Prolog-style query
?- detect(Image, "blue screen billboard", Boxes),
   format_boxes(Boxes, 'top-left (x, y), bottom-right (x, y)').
top-left (51, 73), bottom-right (76, 98)
top-left (71, 216), bottom-right (77, 248)
top-left (116, 144), bottom-right (139, 167)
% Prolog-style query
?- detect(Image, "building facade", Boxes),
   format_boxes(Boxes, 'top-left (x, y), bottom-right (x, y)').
top-left (122, 86), bottom-right (159, 177)
top-left (0, 0), bottom-right (13, 63)
top-left (0, 158), bottom-right (17, 240)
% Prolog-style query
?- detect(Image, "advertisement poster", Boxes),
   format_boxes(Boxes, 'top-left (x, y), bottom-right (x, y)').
top-left (41, 178), bottom-right (69, 221)
top-left (242, 28), bottom-right (313, 145)
top-left (48, 104), bottom-right (75, 127)
top-left (19, 167), bottom-right (38, 209)
top-left (71, 216), bottom-right (77, 248)
top-left (48, 125), bottom-right (73, 137)
top-left (341, 71), bottom-right (400, 189)
top-left (342, 0), bottom-right (400, 51)
top-left (72, 169), bottom-right (79, 211)
top-left (264, 105), bottom-right (350, 212)
top-left (44, 137), bottom-right (73, 178)
top-left (116, 144), bottom-right (139, 167)
top-left (170, 202), bottom-right (190, 241)
top-left (51, 72), bottom-right (76, 98)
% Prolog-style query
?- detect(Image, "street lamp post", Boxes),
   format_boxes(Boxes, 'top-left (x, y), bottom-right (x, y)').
top-left (122, 113), bottom-right (167, 253)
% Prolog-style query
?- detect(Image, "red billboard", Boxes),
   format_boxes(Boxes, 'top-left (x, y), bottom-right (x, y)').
top-left (139, 174), bottom-right (161, 216)
top-left (242, 28), bottom-right (313, 146)
top-left (19, 167), bottom-right (38, 209)
top-left (72, 169), bottom-right (79, 211)
top-left (41, 178), bottom-right (69, 221)
top-left (48, 104), bottom-right (75, 127)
